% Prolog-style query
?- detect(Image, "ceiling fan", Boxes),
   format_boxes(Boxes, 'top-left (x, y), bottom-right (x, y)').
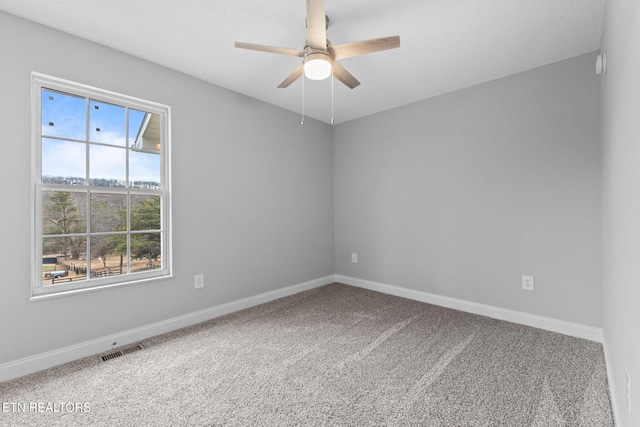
top-left (234, 0), bottom-right (400, 89)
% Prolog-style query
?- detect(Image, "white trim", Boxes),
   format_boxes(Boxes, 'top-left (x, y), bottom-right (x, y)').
top-left (0, 275), bottom-right (335, 383)
top-left (602, 337), bottom-right (621, 426)
top-left (32, 72), bottom-right (169, 114)
top-left (31, 72), bottom-right (172, 298)
top-left (336, 275), bottom-right (604, 342)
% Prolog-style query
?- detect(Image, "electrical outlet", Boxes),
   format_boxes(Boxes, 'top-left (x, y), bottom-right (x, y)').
top-left (194, 274), bottom-right (204, 289)
top-left (351, 253), bottom-right (358, 263)
top-left (522, 275), bottom-right (535, 291)
top-left (627, 370), bottom-right (632, 414)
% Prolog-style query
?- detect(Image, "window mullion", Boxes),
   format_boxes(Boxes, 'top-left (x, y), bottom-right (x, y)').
top-left (85, 96), bottom-right (92, 279)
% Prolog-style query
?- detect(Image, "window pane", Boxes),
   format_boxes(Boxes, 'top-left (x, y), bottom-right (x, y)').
top-left (128, 109), bottom-right (147, 143)
top-left (90, 100), bottom-right (126, 146)
top-left (42, 236), bottom-right (87, 286)
top-left (41, 89), bottom-right (86, 140)
top-left (130, 150), bottom-right (161, 189)
top-left (130, 232), bottom-right (162, 272)
top-left (89, 235), bottom-right (128, 278)
top-left (129, 111), bottom-right (160, 152)
top-left (41, 138), bottom-right (86, 184)
top-left (42, 191), bottom-right (87, 235)
top-left (131, 195), bottom-right (161, 231)
top-left (90, 193), bottom-right (127, 232)
top-left (89, 145), bottom-right (126, 187)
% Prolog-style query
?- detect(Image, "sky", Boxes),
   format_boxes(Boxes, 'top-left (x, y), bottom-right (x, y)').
top-left (40, 89), bottom-right (161, 185)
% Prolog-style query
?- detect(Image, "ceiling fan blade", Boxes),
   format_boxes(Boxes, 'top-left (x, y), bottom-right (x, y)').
top-left (278, 63), bottom-right (304, 88)
top-left (235, 42), bottom-right (304, 57)
top-left (331, 60), bottom-right (360, 89)
top-left (331, 36), bottom-right (400, 60)
top-left (306, 0), bottom-right (327, 49)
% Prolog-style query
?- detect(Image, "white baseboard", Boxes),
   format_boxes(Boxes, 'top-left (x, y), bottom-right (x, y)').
top-left (336, 275), bottom-right (604, 343)
top-left (602, 337), bottom-right (621, 426)
top-left (1, 274), bottom-right (605, 384)
top-left (0, 275), bottom-right (335, 384)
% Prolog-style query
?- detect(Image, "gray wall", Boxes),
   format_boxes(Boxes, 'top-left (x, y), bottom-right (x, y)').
top-left (601, 0), bottom-right (640, 423)
top-left (334, 53), bottom-right (602, 327)
top-left (0, 11), bottom-right (334, 364)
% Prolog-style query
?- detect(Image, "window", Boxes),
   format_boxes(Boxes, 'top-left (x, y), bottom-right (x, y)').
top-left (31, 73), bottom-right (171, 299)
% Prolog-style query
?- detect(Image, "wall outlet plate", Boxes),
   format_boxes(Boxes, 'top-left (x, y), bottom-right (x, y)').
top-left (351, 253), bottom-right (358, 263)
top-left (522, 275), bottom-right (535, 291)
top-left (194, 274), bottom-right (204, 289)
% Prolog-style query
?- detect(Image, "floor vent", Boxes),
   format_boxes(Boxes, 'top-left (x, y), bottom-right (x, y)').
top-left (100, 344), bottom-right (143, 362)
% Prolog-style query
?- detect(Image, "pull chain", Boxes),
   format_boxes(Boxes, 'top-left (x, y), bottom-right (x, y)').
top-left (331, 67), bottom-right (335, 125)
top-left (301, 71), bottom-right (305, 125)
top-left (301, 65), bottom-right (336, 125)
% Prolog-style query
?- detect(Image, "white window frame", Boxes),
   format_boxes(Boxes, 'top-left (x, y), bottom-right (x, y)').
top-left (31, 73), bottom-right (172, 300)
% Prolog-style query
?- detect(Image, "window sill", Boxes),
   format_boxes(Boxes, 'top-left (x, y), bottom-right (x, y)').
top-left (30, 272), bottom-right (173, 302)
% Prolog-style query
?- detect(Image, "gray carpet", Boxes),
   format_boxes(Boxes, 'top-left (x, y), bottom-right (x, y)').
top-left (0, 283), bottom-right (613, 426)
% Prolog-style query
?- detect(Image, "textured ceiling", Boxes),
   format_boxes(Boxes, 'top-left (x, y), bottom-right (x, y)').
top-left (0, 0), bottom-right (605, 124)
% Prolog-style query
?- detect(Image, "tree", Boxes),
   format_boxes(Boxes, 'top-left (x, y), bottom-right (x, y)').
top-left (43, 191), bottom-right (84, 259)
top-left (131, 233), bottom-right (161, 269)
top-left (130, 196), bottom-right (161, 231)
top-left (93, 236), bottom-right (112, 268)
top-left (130, 196), bottom-right (161, 267)
top-left (107, 203), bottom-right (129, 272)
top-left (108, 195), bottom-right (161, 270)
top-left (90, 196), bottom-right (122, 268)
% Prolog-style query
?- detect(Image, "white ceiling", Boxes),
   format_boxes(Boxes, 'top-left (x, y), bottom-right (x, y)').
top-left (0, 0), bottom-right (605, 124)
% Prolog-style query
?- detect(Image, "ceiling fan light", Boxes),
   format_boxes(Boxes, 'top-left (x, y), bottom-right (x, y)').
top-left (304, 53), bottom-right (332, 80)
